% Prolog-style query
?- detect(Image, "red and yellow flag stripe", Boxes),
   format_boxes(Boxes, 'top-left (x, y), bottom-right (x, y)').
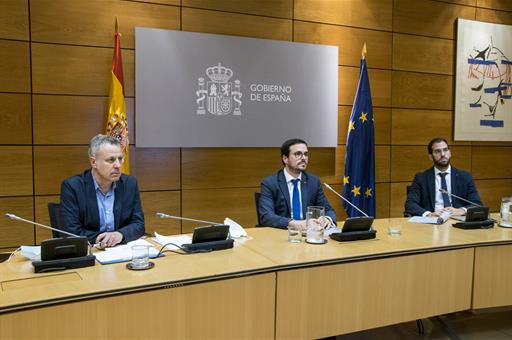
top-left (106, 28), bottom-right (130, 174)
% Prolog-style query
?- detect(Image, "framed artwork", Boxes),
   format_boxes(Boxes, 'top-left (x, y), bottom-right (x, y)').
top-left (455, 19), bottom-right (512, 141)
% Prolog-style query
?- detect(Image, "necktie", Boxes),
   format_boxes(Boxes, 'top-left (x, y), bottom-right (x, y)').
top-left (439, 173), bottom-right (451, 208)
top-left (291, 179), bottom-right (301, 220)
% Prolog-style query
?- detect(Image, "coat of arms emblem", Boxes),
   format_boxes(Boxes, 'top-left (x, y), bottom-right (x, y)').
top-left (196, 63), bottom-right (242, 116)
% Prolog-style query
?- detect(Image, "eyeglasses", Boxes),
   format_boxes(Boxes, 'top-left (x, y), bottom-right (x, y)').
top-left (292, 151), bottom-right (309, 159)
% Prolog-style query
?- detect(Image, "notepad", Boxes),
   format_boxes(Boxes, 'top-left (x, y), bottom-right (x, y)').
top-left (95, 239), bottom-right (162, 265)
top-left (408, 211), bottom-right (450, 225)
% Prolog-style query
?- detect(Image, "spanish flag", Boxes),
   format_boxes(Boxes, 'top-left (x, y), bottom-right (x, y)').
top-left (106, 21), bottom-right (130, 174)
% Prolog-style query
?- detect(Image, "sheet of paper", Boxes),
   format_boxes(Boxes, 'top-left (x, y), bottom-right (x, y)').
top-left (408, 212), bottom-right (450, 225)
top-left (154, 232), bottom-right (192, 251)
top-left (95, 239), bottom-right (161, 265)
top-left (20, 245), bottom-right (41, 261)
top-left (224, 217), bottom-right (247, 238)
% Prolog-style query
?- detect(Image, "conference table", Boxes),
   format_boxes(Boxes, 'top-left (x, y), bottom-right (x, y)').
top-left (1, 216), bottom-right (512, 339)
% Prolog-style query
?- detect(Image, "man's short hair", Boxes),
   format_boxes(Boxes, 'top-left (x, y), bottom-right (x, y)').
top-left (281, 138), bottom-right (307, 163)
top-left (427, 137), bottom-right (449, 154)
top-left (88, 134), bottom-right (121, 158)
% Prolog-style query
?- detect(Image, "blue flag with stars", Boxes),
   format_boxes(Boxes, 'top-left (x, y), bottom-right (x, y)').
top-left (342, 57), bottom-right (375, 217)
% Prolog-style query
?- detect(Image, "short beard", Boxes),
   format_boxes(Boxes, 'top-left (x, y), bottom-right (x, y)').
top-left (434, 158), bottom-right (449, 169)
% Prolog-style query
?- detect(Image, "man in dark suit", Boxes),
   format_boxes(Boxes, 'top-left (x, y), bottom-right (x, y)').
top-left (258, 138), bottom-right (336, 229)
top-left (60, 134), bottom-right (145, 247)
top-left (405, 137), bottom-right (482, 217)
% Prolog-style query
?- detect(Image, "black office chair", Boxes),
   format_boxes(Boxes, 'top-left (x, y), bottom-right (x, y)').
top-left (254, 192), bottom-right (264, 227)
top-left (47, 202), bottom-right (67, 238)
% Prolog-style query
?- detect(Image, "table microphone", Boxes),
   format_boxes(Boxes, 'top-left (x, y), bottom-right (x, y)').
top-left (6, 213), bottom-right (81, 238)
top-left (322, 183), bottom-right (376, 241)
top-left (5, 213), bottom-right (96, 272)
top-left (438, 189), bottom-right (484, 207)
top-left (156, 212), bottom-right (222, 225)
top-left (322, 183), bottom-right (370, 217)
top-left (5, 213), bottom-right (93, 253)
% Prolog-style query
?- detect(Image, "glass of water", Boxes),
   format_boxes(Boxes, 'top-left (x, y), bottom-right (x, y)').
top-left (288, 223), bottom-right (302, 243)
top-left (501, 197), bottom-right (511, 227)
top-left (306, 206), bottom-right (326, 244)
top-left (131, 245), bottom-right (150, 269)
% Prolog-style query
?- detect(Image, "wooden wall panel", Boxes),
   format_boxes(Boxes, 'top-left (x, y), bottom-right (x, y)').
top-left (339, 67), bottom-right (391, 107)
top-left (140, 191), bottom-right (181, 236)
top-left (182, 148), bottom-right (334, 189)
top-left (34, 195), bottom-right (58, 243)
top-left (0, 197), bottom-right (34, 248)
top-left (393, 0), bottom-right (475, 39)
top-left (293, 21), bottom-right (392, 69)
top-left (0, 40), bottom-right (30, 93)
top-left (34, 146), bottom-right (90, 195)
top-left (183, 0), bottom-right (293, 18)
top-left (182, 187), bottom-right (259, 233)
top-left (476, 179), bottom-right (512, 211)
top-left (477, 0), bottom-right (512, 11)
top-left (445, 0), bottom-right (476, 5)
top-left (134, 0), bottom-right (180, 6)
top-left (0, 0), bottom-right (29, 40)
top-left (391, 109), bottom-right (467, 146)
top-left (182, 7), bottom-right (292, 40)
top-left (0, 147), bottom-right (33, 197)
top-left (393, 34), bottom-right (454, 75)
top-left (472, 147), bottom-right (512, 179)
top-left (0, 94), bottom-right (31, 144)
top-left (31, 43), bottom-right (135, 96)
top-left (130, 147), bottom-right (181, 191)
top-left (476, 7), bottom-right (512, 24)
top-left (33, 95), bottom-right (134, 144)
top-left (390, 182), bottom-right (409, 217)
top-left (392, 71), bottom-right (453, 110)
top-left (321, 146), bottom-right (345, 185)
top-left (376, 183), bottom-right (391, 218)
top-left (390, 146), bottom-right (472, 182)
top-left (294, 0), bottom-right (393, 31)
top-left (1, 0), bottom-right (511, 246)
top-left (30, 0), bottom-right (180, 48)
top-left (338, 106), bottom-right (391, 145)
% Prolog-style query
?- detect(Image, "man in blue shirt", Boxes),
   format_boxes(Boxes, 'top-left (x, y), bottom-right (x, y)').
top-left (258, 138), bottom-right (336, 229)
top-left (60, 135), bottom-right (145, 247)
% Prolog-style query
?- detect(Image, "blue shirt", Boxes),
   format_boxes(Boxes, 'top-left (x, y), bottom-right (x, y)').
top-left (92, 175), bottom-right (116, 233)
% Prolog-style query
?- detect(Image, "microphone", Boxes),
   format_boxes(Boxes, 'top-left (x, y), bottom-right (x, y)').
top-left (438, 189), bottom-right (483, 207)
top-left (322, 183), bottom-right (376, 241)
top-left (5, 213), bottom-right (96, 272)
top-left (5, 213), bottom-right (93, 253)
top-left (322, 183), bottom-right (370, 217)
top-left (6, 213), bottom-right (84, 238)
top-left (156, 213), bottom-right (221, 225)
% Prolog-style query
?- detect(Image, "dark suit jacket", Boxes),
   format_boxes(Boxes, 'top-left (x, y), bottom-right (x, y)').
top-left (258, 170), bottom-right (336, 228)
top-left (405, 166), bottom-right (482, 216)
top-left (60, 169), bottom-right (145, 243)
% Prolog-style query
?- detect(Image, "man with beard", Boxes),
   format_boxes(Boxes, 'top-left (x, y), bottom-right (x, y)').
top-left (405, 137), bottom-right (482, 217)
top-left (258, 138), bottom-right (336, 229)
top-left (60, 134), bottom-right (145, 247)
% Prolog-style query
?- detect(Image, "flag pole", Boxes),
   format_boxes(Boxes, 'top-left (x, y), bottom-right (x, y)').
top-left (361, 42), bottom-right (367, 60)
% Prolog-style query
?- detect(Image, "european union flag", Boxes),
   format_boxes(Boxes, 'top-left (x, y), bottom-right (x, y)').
top-left (342, 56), bottom-right (375, 217)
